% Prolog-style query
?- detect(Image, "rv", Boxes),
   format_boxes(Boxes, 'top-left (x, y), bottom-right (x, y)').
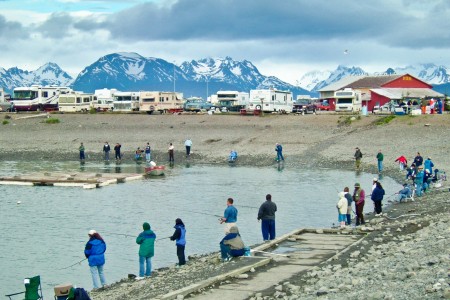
top-left (113, 91), bottom-right (140, 112)
top-left (334, 88), bottom-right (362, 112)
top-left (11, 85), bottom-right (71, 111)
top-left (248, 88), bottom-right (293, 113)
top-left (58, 91), bottom-right (96, 112)
top-left (139, 91), bottom-right (183, 114)
top-left (211, 91), bottom-right (249, 112)
top-left (94, 88), bottom-right (117, 111)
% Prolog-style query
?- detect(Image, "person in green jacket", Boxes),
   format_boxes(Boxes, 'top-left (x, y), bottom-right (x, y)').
top-left (376, 150), bottom-right (384, 173)
top-left (136, 222), bottom-right (156, 279)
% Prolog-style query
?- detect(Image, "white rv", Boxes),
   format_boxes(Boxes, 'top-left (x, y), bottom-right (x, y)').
top-left (12, 85), bottom-right (71, 111)
top-left (334, 88), bottom-right (362, 112)
top-left (248, 88), bottom-right (293, 113)
top-left (94, 88), bottom-right (117, 111)
top-left (139, 91), bottom-right (183, 114)
top-left (211, 91), bottom-right (249, 112)
top-left (113, 91), bottom-right (140, 112)
top-left (58, 91), bottom-right (96, 112)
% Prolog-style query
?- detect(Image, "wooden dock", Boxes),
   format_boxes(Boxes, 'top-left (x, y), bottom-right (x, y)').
top-left (0, 172), bottom-right (144, 189)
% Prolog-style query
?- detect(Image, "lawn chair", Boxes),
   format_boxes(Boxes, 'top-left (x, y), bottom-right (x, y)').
top-left (5, 275), bottom-right (43, 300)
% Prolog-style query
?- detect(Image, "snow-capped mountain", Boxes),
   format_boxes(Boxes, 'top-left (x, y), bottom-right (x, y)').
top-left (394, 63), bottom-right (450, 85)
top-left (297, 70), bottom-right (331, 91)
top-left (0, 63), bottom-right (73, 93)
top-left (299, 65), bottom-right (367, 92)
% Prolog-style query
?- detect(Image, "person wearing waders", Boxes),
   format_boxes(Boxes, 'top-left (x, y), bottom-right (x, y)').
top-left (354, 147), bottom-right (363, 170)
top-left (257, 194), bottom-right (277, 241)
top-left (275, 143), bottom-right (284, 161)
top-left (79, 142), bottom-right (86, 161)
top-left (114, 143), bottom-right (121, 161)
top-left (170, 218), bottom-right (186, 267)
top-left (135, 222), bottom-right (156, 280)
top-left (220, 198), bottom-right (238, 234)
top-left (353, 183), bottom-right (365, 226)
top-left (376, 150), bottom-right (384, 173)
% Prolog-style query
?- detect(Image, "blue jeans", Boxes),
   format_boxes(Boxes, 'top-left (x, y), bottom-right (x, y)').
top-left (415, 182), bottom-right (423, 197)
top-left (145, 153), bottom-right (151, 161)
top-left (261, 219), bottom-right (276, 240)
top-left (90, 265), bottom-right (106, 289)
top-left (80, 151), bottom-right (85, 160)
top-left (378, 160), bottom-right (383, 172)
top-left (220, 243), bottom-right (231, 260)
top-left (104, 151), bottom-right (110, 161)
top-left (139, 256), bottom-right (152, 277)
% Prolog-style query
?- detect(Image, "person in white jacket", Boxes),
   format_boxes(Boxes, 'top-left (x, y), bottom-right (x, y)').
top-left (336, 192), bottom-right (348, 228)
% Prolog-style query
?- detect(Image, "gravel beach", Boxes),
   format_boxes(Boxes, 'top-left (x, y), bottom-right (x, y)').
top-left (1, 111), bottom-right (449, 299)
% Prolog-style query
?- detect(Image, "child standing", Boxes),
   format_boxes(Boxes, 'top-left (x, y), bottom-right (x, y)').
top-left (170, 218), bottom-right (186, 267)
top-left (336, 192), bottom-right (348, 228)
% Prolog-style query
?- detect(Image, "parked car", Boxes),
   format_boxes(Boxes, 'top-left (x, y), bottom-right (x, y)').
top-left (314, 100), bottom-right (331, 111)
top-left (293, 99), bottom-right (316, 114)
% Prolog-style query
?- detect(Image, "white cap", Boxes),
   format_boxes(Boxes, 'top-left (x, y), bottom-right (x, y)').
top-left (373, 178), bottom-right (378, 182)
top-left (88, 229), bottom-right (97, 236)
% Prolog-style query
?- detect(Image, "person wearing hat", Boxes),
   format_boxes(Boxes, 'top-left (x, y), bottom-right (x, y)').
top-left (352, 183), bottom-right (365, 226)
top-left (424, 157), bottom-right (434, 174)
top-left (136, 222), bottom-right (156, 279)
top-left (84, 230), bottom-right (107, 289)
top-left (414, 166), bottom-right (425, 197)
top-left (219, 225), bottom-right (246, 262)
top-left (397, 183), bottom-right (412, 202)
top-left (371, 181), bottom-right (385, 216)
top-left (354, 147), bottom-right (363, 170)
top-left (170, 218), bottom-right (187, 267)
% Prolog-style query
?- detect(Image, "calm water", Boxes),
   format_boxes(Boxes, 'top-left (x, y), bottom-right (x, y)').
top-left (0, 161), bottom-right (400, 297)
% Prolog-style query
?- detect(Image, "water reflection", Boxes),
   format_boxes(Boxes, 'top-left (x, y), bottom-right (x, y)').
top-left (0, 162), bottom-right (400, 298)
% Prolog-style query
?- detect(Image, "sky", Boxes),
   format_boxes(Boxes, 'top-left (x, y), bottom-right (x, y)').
top-left (1, 0), bottom-right (450, 85)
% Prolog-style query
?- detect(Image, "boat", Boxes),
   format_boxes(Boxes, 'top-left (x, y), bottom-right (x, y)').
top-left (145, 165), bottom-right (165, 176)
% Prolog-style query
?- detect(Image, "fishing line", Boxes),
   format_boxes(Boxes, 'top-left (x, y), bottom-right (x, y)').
top-left (183, 209), bottom-right (222, 218)
top-left (58, 258), bottom-right (87, 270)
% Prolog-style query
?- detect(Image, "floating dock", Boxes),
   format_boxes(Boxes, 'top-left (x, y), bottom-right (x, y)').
top-left (0, 172), bottom-right (144, 189)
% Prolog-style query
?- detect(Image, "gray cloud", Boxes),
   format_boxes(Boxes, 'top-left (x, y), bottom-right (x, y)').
top-left (0, 15), bottom-right (28, 39)
top-left (35, 12), bottom-right (74, 39)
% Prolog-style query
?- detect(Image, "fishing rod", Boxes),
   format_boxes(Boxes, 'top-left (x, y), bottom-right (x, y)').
top-left (157, 236), bottom-right (172, 241)
top-left (184, 209), bottom-right (222, 218)
top-left (238, 204), bottom-right (260, 209)
top-left (58, 258), bottom-right (87, 270)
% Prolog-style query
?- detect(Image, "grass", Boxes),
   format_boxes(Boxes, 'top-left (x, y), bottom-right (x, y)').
top-left (337, 115), bottom-right (360, 126)
top-left (2, 120), bottom-right (9, 125)
top-left (374, 115), bottom-right (396, 125)
top-left (45, 117), bottom-right (60, 124)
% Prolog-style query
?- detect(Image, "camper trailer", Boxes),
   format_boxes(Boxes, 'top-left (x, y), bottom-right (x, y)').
top-left (11, 85), bottom-right (71, 111)
top-left (93, 88), bottom-right (116, 111)
top-left (113, 91), bottom-right (140, 112)
top-left (334, 88), bottom-right (362, 112)
top-left (211, 91), bottom-right (249, 112)
top-left (139, 91), bottom-right (183, 114)
top-left (58, 91), bottom-right (96, 112)
top-left (248, 88), bottom-right (293, 113)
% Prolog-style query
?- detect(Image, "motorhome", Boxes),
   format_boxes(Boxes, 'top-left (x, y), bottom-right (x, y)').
top-left (334, 88), bottom-right (362, 112)
top-left (248, 88), bottom-right (293, 113)
top-left (11, 85), bottom-right (71, 111)
top-left (113, 91), bottom-right (140, 112)
top-left (211, 91), bottom-right (249, 112)
top-left (93, 88), bottom-right (117, 111)
top-left (139, 91), bottom-right (183, 114)
top-left (58, 91), bottom-right (96, 112)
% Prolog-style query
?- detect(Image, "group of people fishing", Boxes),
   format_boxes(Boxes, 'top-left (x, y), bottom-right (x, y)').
top-left (84, 194), bottom-right (277, 289)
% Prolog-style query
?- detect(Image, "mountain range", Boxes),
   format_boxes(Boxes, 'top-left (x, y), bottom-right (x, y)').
top-left (1, 52), bottom-right (450, 98)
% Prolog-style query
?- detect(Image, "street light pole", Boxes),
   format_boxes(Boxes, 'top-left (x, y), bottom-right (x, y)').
top-left (206, 76), bottom-right (209, 101)
top-left (173, 62), bottom-right (176, 93)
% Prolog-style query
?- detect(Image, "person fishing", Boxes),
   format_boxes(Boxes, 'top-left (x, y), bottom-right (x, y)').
top-left (275, 143), bottom-right (284, 161)
top-left (103, 142), bottom-right (111, 161)
top-left (135, 222), bottom-right (156, 279)
top-left (371, 181), bottom-right (385, 216)
top-left (354, 147), bottom-right (363, 170)
top-left (145, 142), bottom-right (151, 162)
top-left (220, 198), bottom-right (238, 234)
top-left (219, 225), bottom-right (246, 262)
top-left (352, 183), bottom-right (365, 226)
top-left (79, 142), bottom-right (86, 162)
top-left (170, 218), bottom-right (186, 267)
top-left (257, 194), bottom-right (277, 241)
top-left (84, 229), bottom-right (107, 289)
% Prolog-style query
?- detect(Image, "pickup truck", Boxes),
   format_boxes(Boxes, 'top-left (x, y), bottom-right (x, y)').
top-left (293, 99), bottom-right (316, 114)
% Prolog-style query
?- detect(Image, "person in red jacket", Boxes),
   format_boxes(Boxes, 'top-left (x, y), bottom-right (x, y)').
top-left (395, 155), bottom-right (407, 171)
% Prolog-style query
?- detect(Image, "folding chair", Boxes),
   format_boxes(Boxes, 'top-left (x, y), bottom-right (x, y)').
top-left (5, 275), bottom-right (43, 300)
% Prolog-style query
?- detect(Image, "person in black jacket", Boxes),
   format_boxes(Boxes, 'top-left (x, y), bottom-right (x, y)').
top-left (170, 218), bottom-right (186, 267)
top-left (257, 194), bottom-right (277, 241)
top-left (371, 181), bottom-right (385, 216)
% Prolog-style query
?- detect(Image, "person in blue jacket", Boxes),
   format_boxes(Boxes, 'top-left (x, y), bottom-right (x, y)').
top-left (170, 218), bottom-right (186, 267)
top-left (275, 143), bottom-right (284, 161)
top-left (84, 229), bottom-right (107, 289)
top-left (414, 166), bottom-right (425, 197)
top-left (219, 226), bottom-right (245, 262)
top-left (424, 157), bottom-right (434, 174)
top-left (371, 181), bottom-right (385, 216)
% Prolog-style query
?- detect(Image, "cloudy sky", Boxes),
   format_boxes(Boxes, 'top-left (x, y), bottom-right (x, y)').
top-left (1, 0), bottom-right (449, 84)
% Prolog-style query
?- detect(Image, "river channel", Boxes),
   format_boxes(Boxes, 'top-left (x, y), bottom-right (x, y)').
top-left (0, 161), bottom-right (400, 298)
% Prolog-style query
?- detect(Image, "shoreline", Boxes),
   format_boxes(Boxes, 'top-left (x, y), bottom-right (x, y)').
top-left (1, 113), bottom-right (449, 299)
